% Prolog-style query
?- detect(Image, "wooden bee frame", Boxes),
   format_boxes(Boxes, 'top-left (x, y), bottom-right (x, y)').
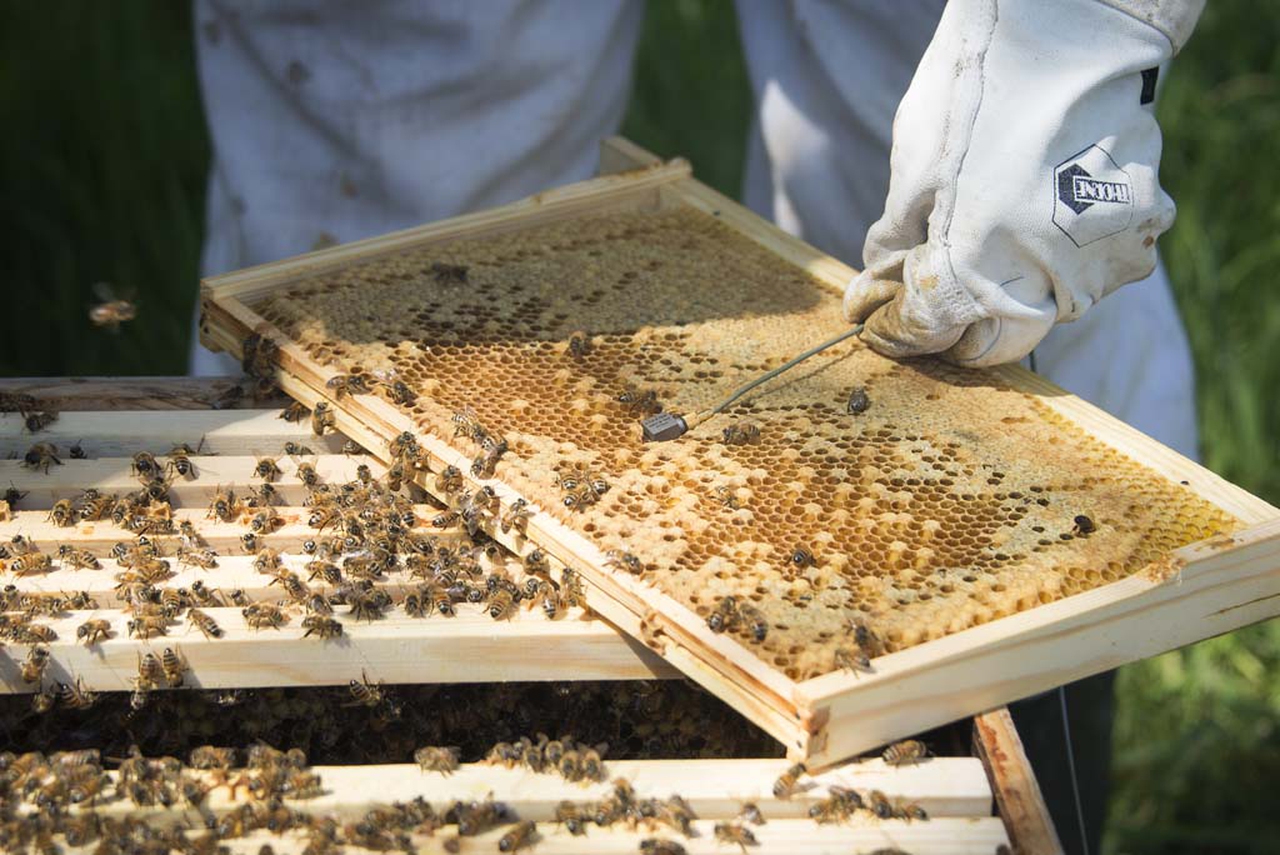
top-left (200, 138), bottom-right (1280, 770)
top-left (0, 375), bottom-right (1055, 853)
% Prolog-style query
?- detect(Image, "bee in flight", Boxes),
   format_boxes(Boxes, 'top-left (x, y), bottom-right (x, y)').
top-left (88, 282), bottom-right (138, 332)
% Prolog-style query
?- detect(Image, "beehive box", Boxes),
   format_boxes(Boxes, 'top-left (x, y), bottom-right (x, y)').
top-left (0, 376), bottom-right (1054, 853)
top-left (200, 138), bottom-right (1280, 766)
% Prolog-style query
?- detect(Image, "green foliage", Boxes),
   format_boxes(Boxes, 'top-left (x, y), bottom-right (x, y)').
top-left (0, 3), bottom-right (1275, 851)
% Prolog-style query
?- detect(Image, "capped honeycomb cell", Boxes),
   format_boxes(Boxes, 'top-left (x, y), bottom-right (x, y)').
top-left (255, 207), bottom-right (1240, 682)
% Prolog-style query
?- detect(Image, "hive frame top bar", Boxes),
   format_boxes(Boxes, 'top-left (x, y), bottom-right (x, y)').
top-left (200, 136), bottom-right (1280, 766)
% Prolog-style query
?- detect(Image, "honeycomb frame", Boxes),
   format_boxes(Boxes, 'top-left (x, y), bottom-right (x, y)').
top-left (200, 138), bottom-right (1280, 765)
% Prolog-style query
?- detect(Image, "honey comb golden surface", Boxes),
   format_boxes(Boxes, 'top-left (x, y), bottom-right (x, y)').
top-left (256, 207), bottom-right (1239, 681)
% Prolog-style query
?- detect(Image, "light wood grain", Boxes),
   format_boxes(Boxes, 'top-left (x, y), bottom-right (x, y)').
top-left (1, 454), bottom-right (375, 509)
top-left (0, 605), bottom-right (673, 693)
top-left (974, 709), bottom-right (1063, 855)
top-left (0, 409), bottom-right (346, 457)
top-left (0, 376), bottom-right (274, 411)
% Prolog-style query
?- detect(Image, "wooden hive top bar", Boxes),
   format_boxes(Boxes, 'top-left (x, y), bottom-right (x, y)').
top-left (249, 204), bottom-right (1238, 683)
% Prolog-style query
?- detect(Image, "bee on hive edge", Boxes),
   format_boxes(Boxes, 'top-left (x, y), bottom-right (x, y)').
top-left (68, 439), bottom-right (87, 459)
top-left (640, 839), bottom-right (687, 855)
top-left (280, 401), bottom-right (309, 423)
top-left (20, 645), bottom-right (50, 684)
top-left (772, 762), bottom-right (806, 799)
top-left (166, 439), bottom-right (204, 479)
top-left (23, 442), bottom-right (61, 473)
top-left (713, 821), bottom-right (757, 853)
top-left (254, 455), bottom-right (283, 482)
top-left (311, 401), bottom-right (336, 436)
top-left (302, 615), bottom-right (343, 640)
top-left (344, 669), bottom-right (384, 708)
top-left (604, 549), bottom-right (643, 575)
top-left (188, 608), bottom-right (223, 640)
top-left (882, 738), bottom-right (928, 766)
top-left (22, 409), bottom-right (58, 433)
top-left (77, 618), bottom-right (112, 647)
top-left (325, 373), bottom-right (371, 399)
top-left (46, 499), bottom-right (75, 527)
top-left (498, 820), bottom-right (537, 852)
top-left (414, 746), bottom-right (461, 775)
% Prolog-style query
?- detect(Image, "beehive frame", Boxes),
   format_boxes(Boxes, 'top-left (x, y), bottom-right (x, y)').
top-left (200, 137), bottom-right (1280, 767)
top-left (0, 375), bottom-right (1055, 853)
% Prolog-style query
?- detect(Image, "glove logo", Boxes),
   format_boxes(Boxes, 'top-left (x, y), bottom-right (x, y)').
top-left (1052, 145), bottom-right (1133, 247)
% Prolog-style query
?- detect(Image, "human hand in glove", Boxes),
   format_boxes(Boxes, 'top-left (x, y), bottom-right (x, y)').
top-left (844, 0), bottom-right (1203, 367)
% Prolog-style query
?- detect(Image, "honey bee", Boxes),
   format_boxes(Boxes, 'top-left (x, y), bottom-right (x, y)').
top-left (604, 550), bottom-right (643, 575)
top-left (44, 499), bottom-right (75, 527)
top-left (0, 391), bottom-right (36, 412)
top-left (280, 401), bottom-right (310, 423)
top-left (772, 762), bottom-right (806, 799)
top-left (189, 580), bottom-right (223, 607)
top-left (487, 585), bottom-right (517, 621)
top-left (712, 485), bottom-right (742, 510)
top-left (739, 803), bottom-right (765, 825)
top-left (22, 409), bottom-right (58, 433)
top-left (402, 590), bottom-right (428, 618)
top-left (325, 373), bottom-right (370, 399)
top-left (706, 596), bottom-right (740, 633)
top-left (130, 451), bottom-right (162, 481)
top-left (57, 545), bottom-right (100, 570)
top-left (738, 604), bottom-right (768, 643)
top-left (240, 532), bottom-right (258, 553)
top-left (882, 739), bottom-right (928, 766)
top-left (301, 615), bottom-right (343, 640)
top-left (1073, 514), bottom-right (1097, 536)
top-left (22, 442), bottom-right (62, 473)
top-left (252, 547), bottom-right (280, 574)
top-left (89, 282), bottom-right (138, 330)
top-left (207, 488), bottom-right (238, 522)
top-left (254, 456), bottom-right (283, 482)
top-left (722, 422), bottom-right (761, 445)
top-left (562, 485), bottom-right (600, 511)
top-left (57, 677), bottom-right (97, 710)
top-left (29, 682), bottom-right (57, 714)
top-left (4, 482), bottom-right (29, 510)
top-left (11, 622), bottom-right (57, 643)
top-left (166, 441), bottom-right (203, 479)
top-left (128, 615), bottom-right (169, 640)
top-left (135, 651), bottom-right (163, 690)
top-left (640, 840), bottom-right (687, 855)
top-left (250, 508), bottom-right (283, 534)
top-left (808, 786), bottom-right (863, 824)
top-left (345, 670), bottom-right (384, 708)
top-left (21, 645), bottom-right (50, 683)
top-left (435, 465), bottom-right (463, 495)
top-left (284, 441), bottom-right (314, 457)
top-left (188, 608), bottom-right (223, 639)
top-left (78, 491), bottom-right (116, 521)
top-left (189, 745), bottom-right (237, 769)
top-left (713, 822), bottom-right (757, 852)
top-left (554, 801), bottom-right (590, 836)
top-left (296, 462), bottom-right (321, 488)
top-left (791, 546), bottom-right (816, 568)
top-left (846, 616), bottom-right (884, 656)
top-left (341, 439), bottom-right (366, 455)
top-left (896, 800), bottom-right (929, 821)
top-left (414, 746), bottom-right (461, 775)
top-left (311, 402), bottom-right (336, 436)
top-left (617, 385), bottom-right (661, 416)
top-left (9, 551), bottom-right (52, 577)
top-left (243, 602), bottom-right (288, 630)
top-left (305, 592), bottom-right (334, 615)
top-left (161, 647), bottom-right (187, 687)
top-left (428, 583), bottom-right (455, 617)
top-left (372, 370), bottom-right (416, 406)
top-left (77, 619), bottom-right (112, 647)
top-left (835, 647), bottom-right (873, 674)
top-left (344, 585), bottom-right (387, 622)
top-left (846, 386), bottom-right (871, 414)
top-left (498, 820), bottom-right (536, 852)
top-left (175, 546), bottom-right (218, 570)
top-left (867, 789), bottom-right (894, 820)
top-left (390, 429), bottom-right (420, 458)
top-left (306, 560), bottom-right (341, 585)
top-left (560, 567), bottom-right (585, 607)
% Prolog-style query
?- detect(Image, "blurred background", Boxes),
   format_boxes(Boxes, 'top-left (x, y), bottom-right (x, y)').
top-left (0, 3), bottom-right (1276, 851)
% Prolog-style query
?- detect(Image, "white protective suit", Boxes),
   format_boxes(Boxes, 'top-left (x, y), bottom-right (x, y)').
top-left (192, 0), bottom-right (1200, 462)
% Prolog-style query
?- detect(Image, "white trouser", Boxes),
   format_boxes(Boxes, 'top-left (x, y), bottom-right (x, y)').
top-left (193, 0), bottom-right (1197, 458)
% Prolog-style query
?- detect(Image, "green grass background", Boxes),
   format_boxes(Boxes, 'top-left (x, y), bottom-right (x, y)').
top-left (1, 3), bottom-right (1276, 851)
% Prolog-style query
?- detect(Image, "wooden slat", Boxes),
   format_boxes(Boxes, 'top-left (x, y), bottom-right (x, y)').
top-left (166, 820), bottom-right (1012, 855)
top-left (1, 454), bottom-right (375, 509)
top-left (0, 376), bottom-right (275, 411)
top-left (0, 605), bottom-right (674, 692)
top-left (974, 709), bottom-right (1064, 855)
top-left (83, 757), bottom-right (993, 825)
top-left (0, 409), bottom-right (347, 457)
top-left (0, 505), bottom-right (455, 555)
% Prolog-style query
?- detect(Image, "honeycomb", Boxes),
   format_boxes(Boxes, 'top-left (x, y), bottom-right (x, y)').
top-left (254, 207), bottom-right (1240, 682)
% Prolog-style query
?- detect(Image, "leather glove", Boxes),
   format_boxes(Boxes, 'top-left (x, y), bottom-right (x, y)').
top-left (843, 0), bottom-right (1204, 366)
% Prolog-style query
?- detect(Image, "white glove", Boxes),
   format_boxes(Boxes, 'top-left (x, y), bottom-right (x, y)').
top-left (843, 0), bottom-right (1204, 366)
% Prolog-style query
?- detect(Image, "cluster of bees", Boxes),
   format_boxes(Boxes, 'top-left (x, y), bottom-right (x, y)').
top-left (554, 463), bottom-right (611, 512)
top-left (772, 741), bottom-right (931, 825)
top-left (482, 734), bottom-right (607, 784)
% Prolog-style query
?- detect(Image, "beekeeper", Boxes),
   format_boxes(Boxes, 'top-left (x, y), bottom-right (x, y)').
top-left (192, 0), bottom-right (1205, 847)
